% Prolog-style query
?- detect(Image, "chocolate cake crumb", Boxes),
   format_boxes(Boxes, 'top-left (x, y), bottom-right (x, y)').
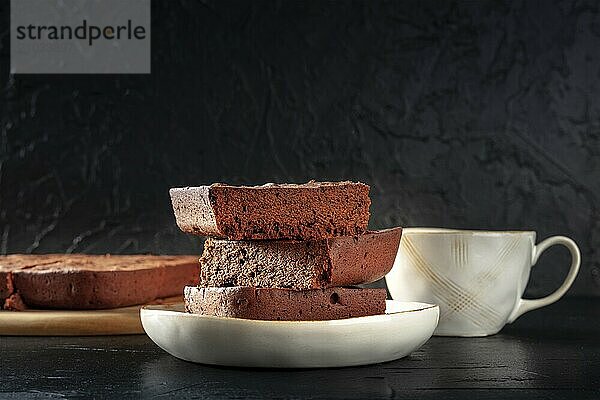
top-left (3, 292), bottom-right (26, 311)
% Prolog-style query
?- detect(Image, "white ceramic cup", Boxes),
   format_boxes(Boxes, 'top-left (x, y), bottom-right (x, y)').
top-left (386, 228), bottom-right (581, 337)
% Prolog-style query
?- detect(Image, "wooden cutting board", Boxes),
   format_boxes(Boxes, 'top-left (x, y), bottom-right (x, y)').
top-left (0, 296), bottom-right (183, 336)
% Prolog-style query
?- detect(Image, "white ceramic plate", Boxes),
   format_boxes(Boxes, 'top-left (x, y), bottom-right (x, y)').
top-left (141, 300), bottom-right (439, 368)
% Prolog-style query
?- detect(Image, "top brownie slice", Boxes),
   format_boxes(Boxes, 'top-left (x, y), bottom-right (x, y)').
top-left (169, 181), bottom-right (371, 240)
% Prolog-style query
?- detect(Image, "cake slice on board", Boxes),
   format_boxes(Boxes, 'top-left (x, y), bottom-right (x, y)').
top-left (0, 255), bottom-right (199, 310)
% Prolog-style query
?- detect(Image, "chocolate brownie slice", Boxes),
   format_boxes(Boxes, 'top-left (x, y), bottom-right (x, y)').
top-left (199, 227), bottom-right (401, 290)
top-left (169, 181), bottom-right (370, 240)
top-left (184, 286), bottom-right (387, 321)
top-left (0, 255), bottom-right (199, 310)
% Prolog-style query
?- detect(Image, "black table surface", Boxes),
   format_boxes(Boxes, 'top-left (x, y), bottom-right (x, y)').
top-left (1, 297), bottom-right (599, 399)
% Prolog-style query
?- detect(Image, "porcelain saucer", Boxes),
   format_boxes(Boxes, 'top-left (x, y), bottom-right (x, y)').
top-left (141, 300), bottom-right (439, 368)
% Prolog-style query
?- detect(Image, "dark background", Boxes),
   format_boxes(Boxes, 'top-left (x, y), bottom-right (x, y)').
top-left (0, 1), bottom-right (598, 297)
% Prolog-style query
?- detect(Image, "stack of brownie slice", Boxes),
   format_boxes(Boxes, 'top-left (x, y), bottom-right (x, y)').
top-left (169, 181), bottom-right (401, 321)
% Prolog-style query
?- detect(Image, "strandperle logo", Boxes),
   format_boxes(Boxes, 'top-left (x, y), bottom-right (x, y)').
top-left (11, 0), bottom-right (150, 74)
top-left (15, 19), bottom-right (147, 47)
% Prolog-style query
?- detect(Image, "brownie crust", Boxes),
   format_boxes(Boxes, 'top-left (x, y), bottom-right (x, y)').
top-left (184, 286), bottom-right (387, 321)
top-left (199, 227), bottom-right (402, 290)
top-left (0, 255), bottom-right (199, 310)
top-left (169, 181), bottom-right (371, 240)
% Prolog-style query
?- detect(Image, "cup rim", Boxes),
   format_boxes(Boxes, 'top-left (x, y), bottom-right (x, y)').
top-left (402, 227), bottom-right (536, 236)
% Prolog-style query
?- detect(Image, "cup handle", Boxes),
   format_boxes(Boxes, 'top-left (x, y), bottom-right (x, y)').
top-left (507, 236), bottom-right (581, 323)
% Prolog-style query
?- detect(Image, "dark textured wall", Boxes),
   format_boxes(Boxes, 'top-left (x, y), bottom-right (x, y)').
top-left (0, 1), bottom-right (598, 297)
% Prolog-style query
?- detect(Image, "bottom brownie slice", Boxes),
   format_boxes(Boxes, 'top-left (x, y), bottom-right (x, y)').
top-left (184, 286), bottom-right (387, 321)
